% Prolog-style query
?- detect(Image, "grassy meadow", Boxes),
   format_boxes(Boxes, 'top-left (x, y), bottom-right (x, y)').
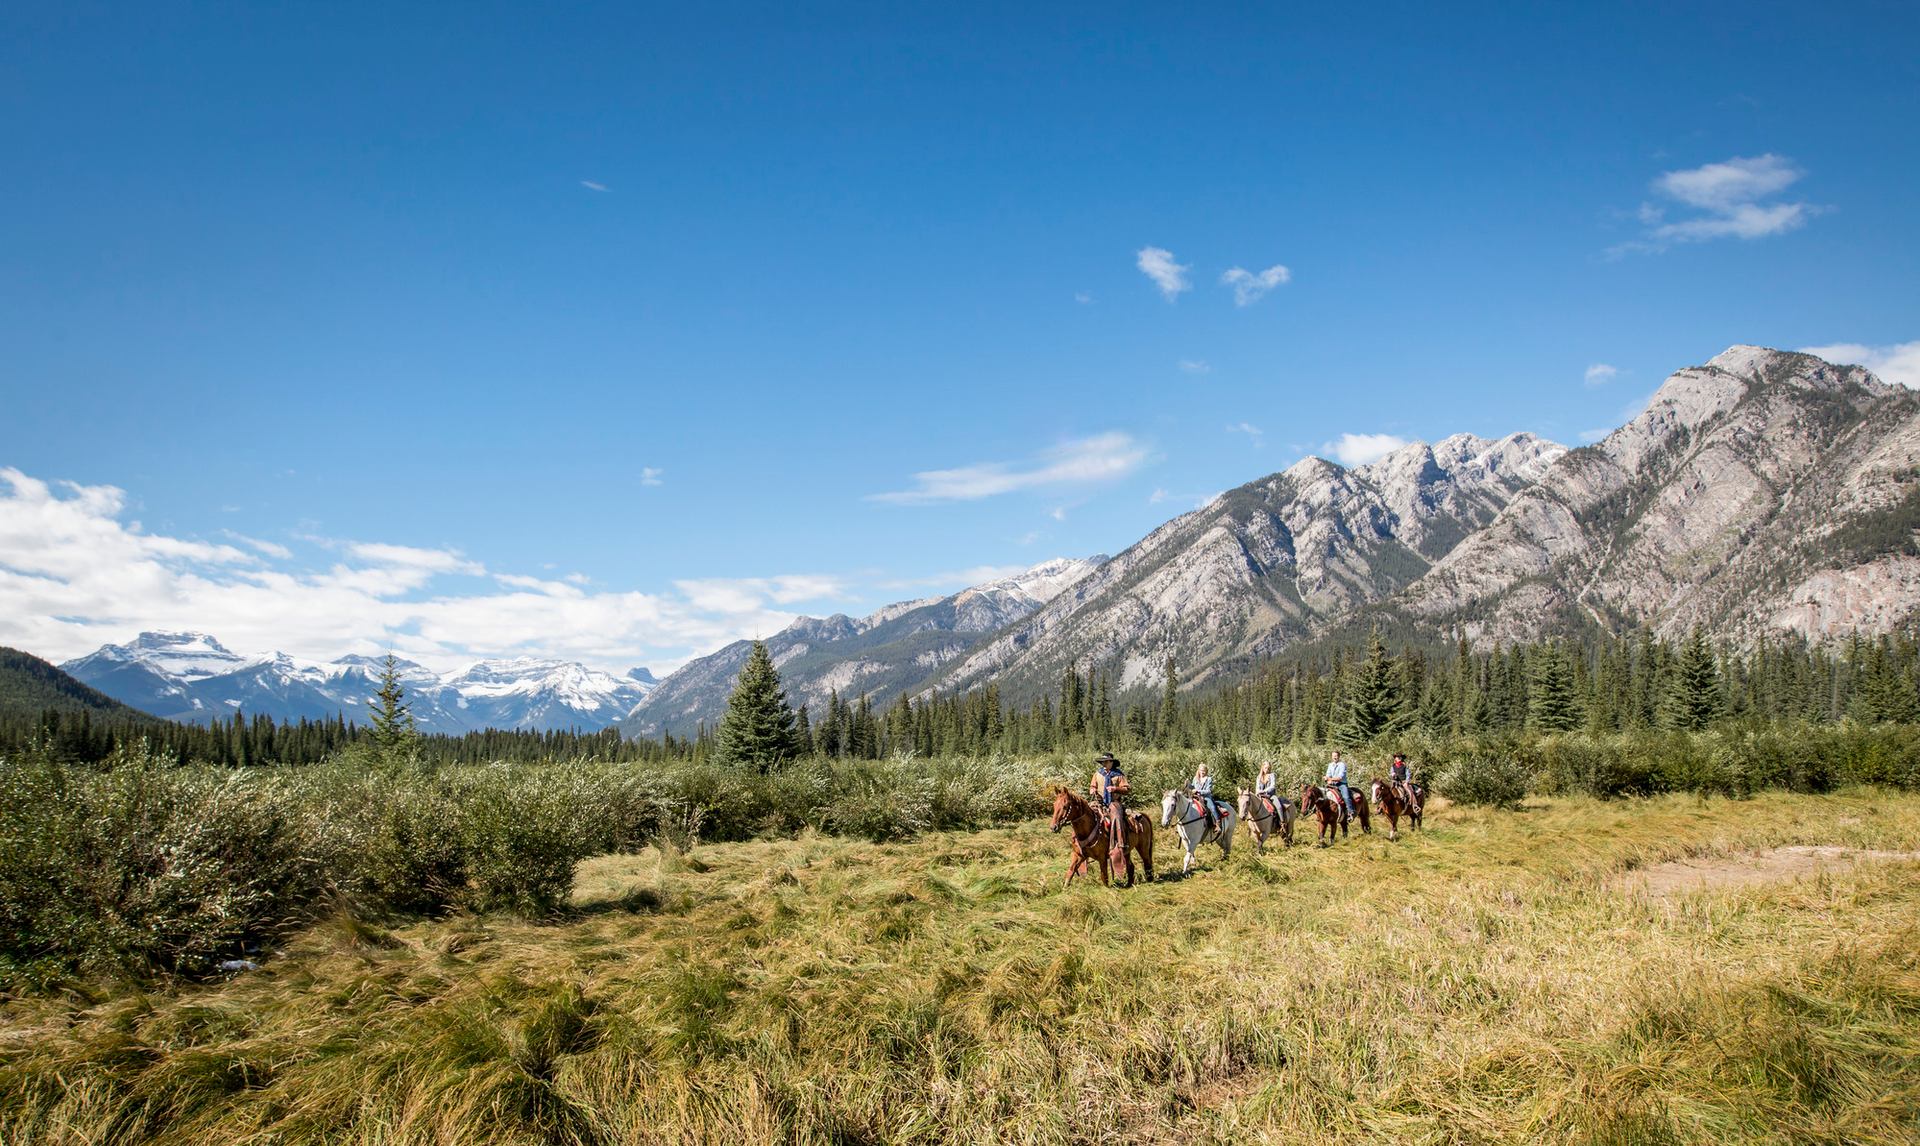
top-left (3, 787), bottom-right (1918, 1144)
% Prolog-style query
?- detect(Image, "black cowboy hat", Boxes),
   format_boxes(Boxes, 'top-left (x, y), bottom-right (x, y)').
top-left (1094, 752), bottom-right (1119, 764)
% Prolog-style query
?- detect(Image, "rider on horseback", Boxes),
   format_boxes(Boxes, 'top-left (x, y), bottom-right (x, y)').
top-left (1325, 750), bottom-right (1356, 818)
top-left (1191, 762), bottom-right (1221, 836)
top-left (1091, 752), bottom-right (1129, 856)
top-left (1390, 752), bottom-right (1418, 805)
top-left (1254, 760), bottom-right (1280, 819)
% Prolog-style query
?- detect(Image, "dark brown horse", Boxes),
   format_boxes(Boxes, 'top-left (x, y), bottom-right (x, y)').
top-left (1370, 777), bottom-right (1421, 839)
top-left (1299, 783), bottom-right (1346, 846)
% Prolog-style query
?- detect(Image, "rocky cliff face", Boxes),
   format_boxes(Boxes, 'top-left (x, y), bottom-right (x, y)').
top-left (926, 433), bottom-right (1565, 703)
top-left (1391, 346), bottom-right (1920, 643)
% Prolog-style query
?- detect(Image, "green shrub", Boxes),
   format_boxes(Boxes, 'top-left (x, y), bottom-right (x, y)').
top-left (1435, 752), bottom-right (1530, 809)
top-left (0, 746), bottom-right (325, 983)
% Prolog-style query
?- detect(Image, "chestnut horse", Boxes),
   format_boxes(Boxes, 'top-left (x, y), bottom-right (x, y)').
top-left (1049, 787), bottom-right (1111, 887)
top-left (1299, 782), bottom-right (1368, 846)
top-left (1370, 777), bottom-right (1421, 840)
top-left (1236, 787), bottom-right (1295, 852)
top-left (1049, 787), bottom-right (1154, 888)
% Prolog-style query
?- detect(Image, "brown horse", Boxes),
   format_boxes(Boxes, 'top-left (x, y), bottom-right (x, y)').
top-left (1370, 777), bottom-right (1421, 839)
top-left (1050, 787), bottom-right (1112, 887)
top-left (1299, 783), bottom-right (1346, 846)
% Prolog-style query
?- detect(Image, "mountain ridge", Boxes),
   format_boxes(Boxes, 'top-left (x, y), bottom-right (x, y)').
top-left (62, 632), bottom-right (656, 733)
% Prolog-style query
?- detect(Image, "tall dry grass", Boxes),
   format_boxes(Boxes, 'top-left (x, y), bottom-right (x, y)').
top-left (3, 789), bottom-right (1917, 1143)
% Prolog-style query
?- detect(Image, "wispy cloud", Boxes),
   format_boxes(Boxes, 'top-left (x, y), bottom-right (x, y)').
top-left (1584, 363), bottom-right (1619, 387)
top-left (1321, 432), bottom-right (1408, 467)
top-left (0, 467), bottom-right (850, 675)
top-left (1798, 340), bottom-right (1920, 389)
top-left (580, 180), bottom-right (610, 192)
top-left (345, 542), bottom-right (484, 576)
top-left (1579, 428), bottom-right (1611, 444)
top-left (641, 467), bottom-right (665, 487)
top-left (1221, 263), bottom-right (1291, 306)
top-left (1228, 421), bottom-right (1265, 447)
top-left (222, 531), bottom-right (292, 560)
top-left (1615, 154), bottom-right (1812, 254)
top-left (868, 432), bottom-right (1150, 505)
top-left (1074, 291), bottom-right (1094, 305)
top-left (1136, 246), bottom-right (1191, 301)
top-left (1178, 359), bottom-right (1212, 375)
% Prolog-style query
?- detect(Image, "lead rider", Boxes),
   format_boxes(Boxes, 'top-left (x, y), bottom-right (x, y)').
top-left (1090, 752), bottom-right (1129, 857)
top-left (1324, 749), bottom-right (1356, 818)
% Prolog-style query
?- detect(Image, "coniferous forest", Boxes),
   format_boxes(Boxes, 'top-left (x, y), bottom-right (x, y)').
top-left (6, 628), bottom-right (1917, 769)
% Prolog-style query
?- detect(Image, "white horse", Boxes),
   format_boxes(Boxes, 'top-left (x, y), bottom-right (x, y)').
top-left (1160, 789), bottom-right (1237, 874)
top-left (1236, 787), bottom-right (1295, 853)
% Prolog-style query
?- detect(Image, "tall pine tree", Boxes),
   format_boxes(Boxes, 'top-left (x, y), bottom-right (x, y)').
top-left (367, 652), bottom-right (419, 760)
top-left (1661, 628), bottom-right (1725, 732)
top-left (712, 640), bottom-right (802, 772)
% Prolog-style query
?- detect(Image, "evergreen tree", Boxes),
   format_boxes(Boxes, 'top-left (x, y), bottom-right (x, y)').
top-left (367, 653), bottom-right (419, 760)
top-left (711, 640), bottom-right (802, 771)
top-left (1158, 656), bottom-right (1181, 747)
top-left (1661, 628), bottom-right (1726, 732)
top-left (1337, 631), bottom-right (1407, 743)
top-left (1528, 643), bottom-right (1583, 732)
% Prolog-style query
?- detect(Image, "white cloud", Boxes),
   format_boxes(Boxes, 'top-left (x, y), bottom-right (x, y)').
top-left (0, 467), bottom-right (853, 675)
top-left (1320, 433), bottom-right (1409, 467)
top-left (1228, 421), bottom-right (1265, 447)
top-left (1798, 340), bottom-right (1920, 389)
top-left (641, 467), bottom-right (665, 487)
top-left (1016, 530), bottom-right (1043, 545)
top-left (1656, 155), bottom-right (1801, 212)
top-left (1584, 363), bottom-right (1619, 387)
top-left (223, 531), bottom-right (292, 560)
top-left (868, 431), bottom-right (1150, 505)
top-left (1579, 428), bottom-right (1611, 444)
top-left (1049, 505), bottom-right (1069, 522)
top-left (345, 542), bottom-right (484, 576)
top-left (1074, 291), bottom-right (1094, 305)
top-left (1221, 263), bottom-right (1291, 306)
top-left (1136, 246), bottom-right (1191, 301)
top-left (674, 574), bottom-right (851, 614)
top-left (1178, 359), bottom-right (1212, 375)
top-left (581, 180), bottom-right (610, 192)
top-left (1618, 154), bottom-right (1812, 254)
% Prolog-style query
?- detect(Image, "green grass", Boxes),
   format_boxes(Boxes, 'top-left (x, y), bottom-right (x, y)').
top-left (4, 790), bottom-right (1919, 1144)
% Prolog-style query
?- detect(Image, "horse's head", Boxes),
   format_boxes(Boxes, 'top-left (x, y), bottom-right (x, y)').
top-left (1049, 786), bottom-right (1077, 833)
top-left (1159, 789), bottom-right (1180, 826)
top-left (1371, 778), bottom-right (1386, 804)
top-left (1236, 788), bottom-right (1252, 819)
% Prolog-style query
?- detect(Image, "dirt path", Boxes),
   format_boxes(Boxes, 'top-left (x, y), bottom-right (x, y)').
top-left (1625, 845), bottom-right (1920, 898)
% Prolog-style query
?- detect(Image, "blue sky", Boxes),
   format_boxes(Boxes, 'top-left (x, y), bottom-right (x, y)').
top-left (2, 2), bottom-right (1916, 672)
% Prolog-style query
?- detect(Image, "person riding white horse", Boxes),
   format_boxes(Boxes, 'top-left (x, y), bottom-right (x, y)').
top-left (1161, 788), bottom-right (1235, 873)
top-left (1325, 749), bottom-right (1357, 820)
top-left (1253, 760), bottom-right (1281, 820)
top-left (1190, 762), bottom-right (1225, 838)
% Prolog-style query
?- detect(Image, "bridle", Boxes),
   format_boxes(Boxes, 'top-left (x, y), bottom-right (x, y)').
top-left (1166, 791), bottom-right (1209, 831)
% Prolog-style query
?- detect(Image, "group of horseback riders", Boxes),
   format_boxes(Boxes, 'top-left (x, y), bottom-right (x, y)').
top-left (1089, 748), bottom-right (1424, 852)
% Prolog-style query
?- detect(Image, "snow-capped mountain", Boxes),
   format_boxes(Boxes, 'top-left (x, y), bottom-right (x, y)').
top-left (62, 632), bottom-right (656, 733)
